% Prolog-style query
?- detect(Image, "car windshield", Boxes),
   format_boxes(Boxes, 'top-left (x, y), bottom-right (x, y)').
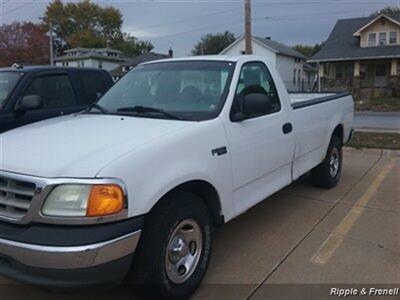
top-left (0, 72), bottom-right (22, 109)
top-left (97, 61), bottom-right (235, 121)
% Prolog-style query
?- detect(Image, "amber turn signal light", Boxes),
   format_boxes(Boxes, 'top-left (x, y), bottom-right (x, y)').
top-left (87, 185), bottom-right (124, 217)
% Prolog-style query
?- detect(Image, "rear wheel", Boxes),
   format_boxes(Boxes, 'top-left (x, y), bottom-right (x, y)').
top-left (311, 135), bottom-right (342, 189)
top-left (129, 192), bottom-right (213, 300)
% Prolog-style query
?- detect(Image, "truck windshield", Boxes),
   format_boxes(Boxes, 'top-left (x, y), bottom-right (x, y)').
top-left (0, 72), bottom-right (21, 109)
top-left (97, 61), bottom-right (235, 121)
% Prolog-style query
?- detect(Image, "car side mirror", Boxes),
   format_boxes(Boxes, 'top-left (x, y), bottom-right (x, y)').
top-left (17, 95), bottom-right (43, 112)
top-left (242, 93), bottom-right (272, 116)
top-left (232, 93), bottom-right (272, 122)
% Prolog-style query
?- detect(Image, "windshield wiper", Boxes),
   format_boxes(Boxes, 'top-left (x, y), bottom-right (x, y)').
top-left (86, 103), bottom-right (109, 114)
top-left (117, 106), bottom-right (183, 120)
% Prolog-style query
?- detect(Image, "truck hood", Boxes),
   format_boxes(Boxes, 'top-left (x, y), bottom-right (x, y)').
top-left (0, 114), bottom-right (193, 178)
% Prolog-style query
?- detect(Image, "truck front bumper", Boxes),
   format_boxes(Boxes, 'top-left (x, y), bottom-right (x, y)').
top-left (0, 217), bottom-right (143, 286)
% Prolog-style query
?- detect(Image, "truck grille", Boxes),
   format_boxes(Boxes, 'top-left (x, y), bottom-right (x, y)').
top-left (0, 175), bottom-right (37, 220)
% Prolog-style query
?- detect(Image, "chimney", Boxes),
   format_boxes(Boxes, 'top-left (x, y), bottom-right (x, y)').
top-left (266, 37), bottom-right (271, 40)
top-left (168, 48), bottom-right (173, 58)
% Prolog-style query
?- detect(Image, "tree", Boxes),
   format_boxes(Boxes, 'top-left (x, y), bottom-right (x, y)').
top-left (192, 31), bottom-right (236, 55)
top-left (43, 0), bottom-right (152, 56)
top-left (0, 22), bottom-right (49, 67)
top-left (292, 43), bottom-right (323, 58)
top-left (112, 33), bottom-right (154, 57)
top-left (370, 6), bottom-right (400, 17)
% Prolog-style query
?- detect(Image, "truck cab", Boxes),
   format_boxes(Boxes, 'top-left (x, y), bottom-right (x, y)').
top-left (0, 66), bottom-right (113, 133)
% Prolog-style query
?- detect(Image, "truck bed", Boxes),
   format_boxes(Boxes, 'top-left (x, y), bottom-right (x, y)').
top-left (289, 92), bottom-right (351, 109)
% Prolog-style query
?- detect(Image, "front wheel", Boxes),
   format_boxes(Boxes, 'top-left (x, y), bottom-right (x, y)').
top-left (129, 192), bottom-right (213, 300)
top-left (311, 135), bottom-right (343, 189)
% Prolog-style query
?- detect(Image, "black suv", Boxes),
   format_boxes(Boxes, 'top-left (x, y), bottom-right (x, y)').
top-left (0, 66), bottom-right (113, 133)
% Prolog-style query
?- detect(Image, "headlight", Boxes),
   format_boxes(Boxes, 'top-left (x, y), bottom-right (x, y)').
top-left (42, 184), bottom-right (124, 217)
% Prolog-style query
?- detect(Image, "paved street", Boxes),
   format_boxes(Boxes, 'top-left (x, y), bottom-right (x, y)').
top-left (0, 148), bottom-right (399, 300)
top-left (354, 111), bottom-right (400, 133)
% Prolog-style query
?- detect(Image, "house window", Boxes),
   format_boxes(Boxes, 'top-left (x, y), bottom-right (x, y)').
top-left (298, 69), bottom-right (301, 87)
top-left (293, 69), bottom-right (296, 85)
top-left (368, 33), bottom-right (376, 46)
top-left (324, 64), bottom-right (330, 76)
top-left (378, 32), bottom-right (387, 46)
top-left (336, 64), bottom-right (353, 80)
top-left (336, 65), bottom-right (344, 79)
top-left (360, 65), bottom-right (367, 80)
top-left (375, 64), bottom-right (387, 77)
top-left (389, 31), bottom-right (397, 45)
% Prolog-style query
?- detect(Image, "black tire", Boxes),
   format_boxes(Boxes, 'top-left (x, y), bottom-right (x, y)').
top-left (128, 192), bottom-right (213, 300)
top-left (311, 135), bottom-right (342, 189)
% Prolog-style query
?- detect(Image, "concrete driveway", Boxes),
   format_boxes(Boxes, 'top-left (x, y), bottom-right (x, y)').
top-left (354, 111), bottom-right (400, 132)
top-left (1, 148), bottom-right (399, 300)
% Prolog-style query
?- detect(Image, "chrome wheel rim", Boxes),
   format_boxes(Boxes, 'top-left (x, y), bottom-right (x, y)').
top-left (165, 219), bottom-right (202, 284)
top-left (329, 147), bottom-right (340, 178)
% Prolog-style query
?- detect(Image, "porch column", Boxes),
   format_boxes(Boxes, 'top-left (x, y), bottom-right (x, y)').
top-left (318, 63), bottom-right (324, 77)
top-left (318, 63), bottom-right (323, 92)
top-left (352, 61), bottom-right (361, 101)
top-left (354, 61), bottom-right (360, 77)
top-left (390, 59), bottom-right (400, 97)
top-left (390, 59), bottom-right (398, 76)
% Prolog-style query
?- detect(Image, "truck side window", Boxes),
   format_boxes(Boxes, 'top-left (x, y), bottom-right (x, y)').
top-left (77, 72), bottom-right (110, 105)
top-left (232, 62), bottom-right (281, 117)
top-left (24, 75), bottom-right (77, 109)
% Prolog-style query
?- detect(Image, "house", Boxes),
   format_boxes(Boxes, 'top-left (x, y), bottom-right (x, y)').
top-left (54, 47), bottom-right (125, 71)
top-left (220, 35), bottom-right (316, 92)
top-left (110, 49), bottom-right (173, 82)
top-left (310, 14), bottom-right (400, 99)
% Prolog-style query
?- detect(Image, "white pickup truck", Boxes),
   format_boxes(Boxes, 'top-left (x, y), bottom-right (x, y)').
top-left (0, 56), bottom-right (353, 299)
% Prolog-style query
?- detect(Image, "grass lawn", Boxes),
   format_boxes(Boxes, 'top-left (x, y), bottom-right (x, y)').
top-left (348, 132), bottom-right (400, 150)
top-left (355, 97), bottom-right (400, 112)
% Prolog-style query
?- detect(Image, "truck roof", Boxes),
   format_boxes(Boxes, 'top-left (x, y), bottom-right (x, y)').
top-left (140, 55), bottom-right (272, 66)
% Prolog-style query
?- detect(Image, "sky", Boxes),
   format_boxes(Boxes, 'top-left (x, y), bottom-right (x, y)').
top-left (1, 0), bottom-right (400, 57)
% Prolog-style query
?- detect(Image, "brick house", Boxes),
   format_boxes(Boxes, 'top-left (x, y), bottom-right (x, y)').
top-left (310, 14), bottom-right (400, 99)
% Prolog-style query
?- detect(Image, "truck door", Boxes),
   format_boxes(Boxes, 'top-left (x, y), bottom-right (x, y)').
top-left (223, 61), bottom-right (295, 215)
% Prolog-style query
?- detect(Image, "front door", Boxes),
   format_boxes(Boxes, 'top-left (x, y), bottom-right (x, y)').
top-left (374, 63), bottom-right (389, 87)
top-left (223, 61), bottom-right (295, 215)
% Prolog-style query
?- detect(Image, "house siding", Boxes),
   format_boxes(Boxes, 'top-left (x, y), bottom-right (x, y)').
top-left (275, 55), bottom-right (305, 92)
top-left (221, 38), bottom-right (311, 91)
top-left (221, 39), bottom-right (277, 64)
top-left (360, 20), bottom-right (400, 47)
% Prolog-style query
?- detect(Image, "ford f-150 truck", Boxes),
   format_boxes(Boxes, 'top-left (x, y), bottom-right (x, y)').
top-left (0, 56), bottom-right (353, 299)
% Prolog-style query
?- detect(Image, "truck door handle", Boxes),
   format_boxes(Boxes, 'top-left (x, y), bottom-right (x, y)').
top-left (282, 123), bottom-right (293, 134)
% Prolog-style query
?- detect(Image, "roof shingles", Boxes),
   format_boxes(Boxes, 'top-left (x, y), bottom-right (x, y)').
top-left (253, 36), bottom-right (306, 59)
top-left (311, 15), bottom-right (400, 62)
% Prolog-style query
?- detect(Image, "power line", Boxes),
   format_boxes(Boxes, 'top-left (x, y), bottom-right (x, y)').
top-left (0, 0), bottom-right (37, 18)
top-left (148, 18), bottom-right (243, 40)
top-left (130, 7), bottom-right (242, 32)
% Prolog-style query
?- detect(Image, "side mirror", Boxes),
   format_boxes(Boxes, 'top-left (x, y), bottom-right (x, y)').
top-left (242, 93), bottom-right (272, 116)
top-left (17, 95), bottom-right (43, 112)
top-left (231, 93), bottom-right (273, 121)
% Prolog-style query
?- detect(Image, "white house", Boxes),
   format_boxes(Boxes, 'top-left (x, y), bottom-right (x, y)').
top-left (220, 36), bottom-right (315, 92)
top-left (54, 47), bottom-right (125, 72)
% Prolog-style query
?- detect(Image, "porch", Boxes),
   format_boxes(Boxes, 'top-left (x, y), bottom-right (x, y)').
top-left (319, 59), bottom-right (400, 99)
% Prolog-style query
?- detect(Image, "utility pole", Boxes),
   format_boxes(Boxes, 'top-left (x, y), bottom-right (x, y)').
top-left (244, 0), bottom-right (252, 54)
top-left (49, 21), bottom-right (54, 65)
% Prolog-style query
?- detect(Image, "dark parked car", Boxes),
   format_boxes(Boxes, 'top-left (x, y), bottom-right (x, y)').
top-left (0, 66), bottom-right (113, 133)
